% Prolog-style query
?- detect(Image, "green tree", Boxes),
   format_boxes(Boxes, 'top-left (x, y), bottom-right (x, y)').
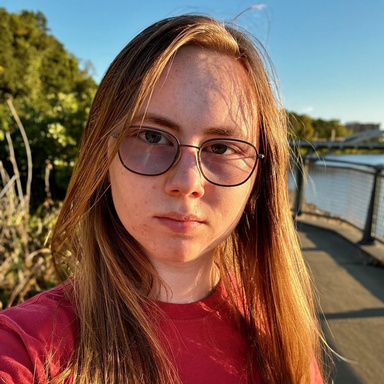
top-left (288, 111), bottom-right (351, 141)
top-left (0, 8), bottom-right (97, 207)
top-left (288, 112), bottom-right (315, 141)
top-left (312, 118), bottom-right (351, 139)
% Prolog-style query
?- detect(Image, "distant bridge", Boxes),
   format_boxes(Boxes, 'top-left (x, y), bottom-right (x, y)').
top-left (291, 129), bottom-right (384, 151)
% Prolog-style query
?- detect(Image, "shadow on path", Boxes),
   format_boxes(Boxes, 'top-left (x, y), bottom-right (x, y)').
top-left (323, 307), bottom-right (384, 320)
top-left (298, 222), bottom-right (384, 304)
top-left (297, 222), bottom-right (384, 384)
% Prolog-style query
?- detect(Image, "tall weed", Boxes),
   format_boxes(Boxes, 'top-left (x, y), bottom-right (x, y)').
top-left (0, 95), bottom-right (60, 308)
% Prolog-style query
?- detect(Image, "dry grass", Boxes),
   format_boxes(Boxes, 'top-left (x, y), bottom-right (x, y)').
top-left (0, 96), bottom-right (61, 309)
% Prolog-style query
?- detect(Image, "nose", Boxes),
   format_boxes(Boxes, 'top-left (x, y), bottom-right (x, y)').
top-left (164, 146), bottom-right (205, 198)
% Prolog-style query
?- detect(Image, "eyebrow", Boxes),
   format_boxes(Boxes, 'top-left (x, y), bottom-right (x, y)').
top-left (134, 113), bottom-right (180, 131)
top-left (133, 113), bottom-right (243, 138)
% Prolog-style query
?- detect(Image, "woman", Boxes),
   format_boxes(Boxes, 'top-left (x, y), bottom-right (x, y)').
top-left (0, 15), bottom-right (326, 384)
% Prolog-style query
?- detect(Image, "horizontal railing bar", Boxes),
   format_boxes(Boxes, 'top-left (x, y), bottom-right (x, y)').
top-left (304, 157), bottom-right (384, 172)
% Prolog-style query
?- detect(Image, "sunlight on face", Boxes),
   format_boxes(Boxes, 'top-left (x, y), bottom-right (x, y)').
top-left (109, 46), bottom-right (258, 271)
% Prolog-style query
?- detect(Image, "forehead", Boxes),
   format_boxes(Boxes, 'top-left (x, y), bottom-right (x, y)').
top-left (140, 46), bottom-right (257, 141)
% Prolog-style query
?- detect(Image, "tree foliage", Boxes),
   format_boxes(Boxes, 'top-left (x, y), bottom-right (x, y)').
top-left (288, 111), bottom-right (352, 141)
top-left (0, 8), bottom-right (97, 207)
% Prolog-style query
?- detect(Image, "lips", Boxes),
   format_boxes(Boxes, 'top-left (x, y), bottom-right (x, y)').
top-left (155, 212), bottom-right (204, 233)
top-left (156, 212), bottom-right (204, 222)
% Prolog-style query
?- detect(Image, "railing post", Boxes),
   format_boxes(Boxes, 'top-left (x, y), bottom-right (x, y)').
top-left (293, 156), bottom-right (309, 218)
top-left (359, 166), bottom-right (383, 245)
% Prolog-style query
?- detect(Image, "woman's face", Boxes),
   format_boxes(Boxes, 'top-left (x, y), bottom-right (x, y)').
top-left (109, 46), bottom-right (258, 269)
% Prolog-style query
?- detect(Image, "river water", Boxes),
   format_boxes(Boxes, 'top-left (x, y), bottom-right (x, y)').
top-left (288, 154), bottom-right (384, 241)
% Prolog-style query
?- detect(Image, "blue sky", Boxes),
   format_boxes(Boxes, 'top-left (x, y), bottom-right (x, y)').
top-left (2, 0), bottom-right (384, 127)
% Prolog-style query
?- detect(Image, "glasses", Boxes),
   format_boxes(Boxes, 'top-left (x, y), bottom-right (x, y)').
top-left (116, 126), bottom-right (264, 187)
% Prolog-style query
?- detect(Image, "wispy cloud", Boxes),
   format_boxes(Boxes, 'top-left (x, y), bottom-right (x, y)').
top-left (303, 106), bottom-right (314, 114)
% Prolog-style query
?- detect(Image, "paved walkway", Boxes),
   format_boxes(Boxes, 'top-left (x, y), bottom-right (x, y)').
top-left (297, 218), bottom-right (384, 384)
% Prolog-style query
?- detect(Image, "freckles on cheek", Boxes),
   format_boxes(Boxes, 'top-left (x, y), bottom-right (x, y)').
top-left (140, 224), bottom-right (150, 238)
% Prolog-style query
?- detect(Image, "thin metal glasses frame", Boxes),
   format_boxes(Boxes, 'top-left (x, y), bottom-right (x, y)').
top-left (116, 125), bottom-right (265, 187)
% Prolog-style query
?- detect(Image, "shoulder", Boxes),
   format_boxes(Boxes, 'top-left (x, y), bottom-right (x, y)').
top-left (0, 283), bottom-right (77, 346)
top-left (0, 284), bottom-right (77, 383)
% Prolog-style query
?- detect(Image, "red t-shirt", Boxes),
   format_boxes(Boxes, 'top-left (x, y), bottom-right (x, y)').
top-left (0, 284), bottom-right (323, 383)
top-left (0, 286), bottom-right (75, 383)
top-left (154, 283), bottom-right (263, 383)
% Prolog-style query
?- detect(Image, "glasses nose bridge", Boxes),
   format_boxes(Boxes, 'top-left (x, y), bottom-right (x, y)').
top-left (173, 143), bottom-right (202, 172)
top-left (179, 143), bottom-right (201, 151)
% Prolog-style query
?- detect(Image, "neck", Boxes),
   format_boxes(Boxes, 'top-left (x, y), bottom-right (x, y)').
top-left (149, 256), bottom-right (220, 304)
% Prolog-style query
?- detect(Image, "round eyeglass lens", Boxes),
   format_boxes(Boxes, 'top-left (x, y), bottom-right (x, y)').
top-left (118, 128), bottom-right (178, 175)
top-left (199, 139), bottom-right (257, 186)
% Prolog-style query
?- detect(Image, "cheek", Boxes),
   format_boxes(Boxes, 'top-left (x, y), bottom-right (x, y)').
top-left (111, 184), bottom-right (143, 239)
top-left (110, 164), bottom-right (135, 223)
top-left (216, 185), bottom-right (253, 228)
top-left (110, 167), bottom-right (158, 232)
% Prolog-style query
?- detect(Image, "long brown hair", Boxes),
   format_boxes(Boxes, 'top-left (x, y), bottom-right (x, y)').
top-left (52, 14), bottom-right (326, 383)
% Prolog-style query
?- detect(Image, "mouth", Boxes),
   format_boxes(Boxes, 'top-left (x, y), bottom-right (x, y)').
top-left (155, 212), bottom-right (204, 233)
top-left (156, 212), bottom-right (204, 222)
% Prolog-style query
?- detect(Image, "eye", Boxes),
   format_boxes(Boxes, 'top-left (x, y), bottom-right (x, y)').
top-left (205, 142), bottom-right (236, 155)
top-left (139, 129), bottom-right (170, 145)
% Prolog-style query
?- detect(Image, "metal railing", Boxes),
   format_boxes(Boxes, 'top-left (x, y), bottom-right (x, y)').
top-left (289, 157), bottom-right (384, 244)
